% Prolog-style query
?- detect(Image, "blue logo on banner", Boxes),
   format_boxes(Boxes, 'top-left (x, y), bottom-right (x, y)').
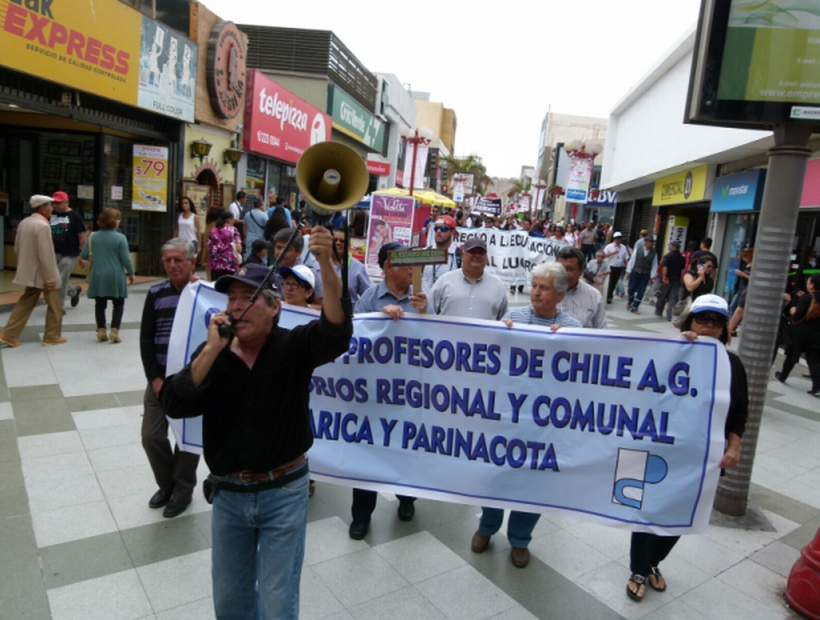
top-left (204, 307), bottom-right (221, 329)
top-left (612, 448), bottom-right (668, 509)
top-left (566, 188), bottom-right (587, 201)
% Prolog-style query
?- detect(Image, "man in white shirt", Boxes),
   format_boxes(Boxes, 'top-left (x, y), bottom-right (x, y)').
top-left (603, 232), bottom-right (630, 304)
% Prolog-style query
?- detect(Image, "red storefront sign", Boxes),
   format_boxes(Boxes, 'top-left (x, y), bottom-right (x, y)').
top-left (243, 70), bottom-right (331, 164)
top-left (366, 160), bottom-right (391, 176)
top-left (800, 159), bottom-right (820, 208)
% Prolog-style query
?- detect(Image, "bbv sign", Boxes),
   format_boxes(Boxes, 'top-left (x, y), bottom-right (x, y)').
top-left (588, 191), bottom-right (618, 206)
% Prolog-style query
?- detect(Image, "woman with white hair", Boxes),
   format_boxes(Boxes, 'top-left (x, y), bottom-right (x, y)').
top-left (471, 262), bottom-right (581, 569)
top-left (502, 262), bottom-right (583, 329)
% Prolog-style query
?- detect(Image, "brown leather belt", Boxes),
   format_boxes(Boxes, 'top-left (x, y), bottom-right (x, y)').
top-left (230, 455), bottom-right (306, 484)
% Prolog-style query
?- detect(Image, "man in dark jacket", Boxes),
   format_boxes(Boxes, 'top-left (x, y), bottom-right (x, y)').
top-left (161, 226), bottom-right (351, 620)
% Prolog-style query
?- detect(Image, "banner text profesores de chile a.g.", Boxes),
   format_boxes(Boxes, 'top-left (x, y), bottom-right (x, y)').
top-left (167, 283), bottom-right (731, 535)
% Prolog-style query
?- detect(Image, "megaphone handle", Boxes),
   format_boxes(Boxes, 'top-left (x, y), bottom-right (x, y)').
top-left (342, 211), bottom-right (351, 310)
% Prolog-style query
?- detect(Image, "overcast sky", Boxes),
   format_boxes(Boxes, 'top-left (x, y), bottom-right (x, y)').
top-left (202, 0), bottom-right (703, 178)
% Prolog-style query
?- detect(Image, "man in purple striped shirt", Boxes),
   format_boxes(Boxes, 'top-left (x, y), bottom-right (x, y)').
top-left (139, 238), bottom-right (201, 518)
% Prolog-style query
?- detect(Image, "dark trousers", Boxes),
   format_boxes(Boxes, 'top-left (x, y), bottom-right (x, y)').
top-left (629, 532), bottom-right (680, 577)
top-left (627, 271), bottom-right (651, 311)
top-left (807, 349), bottom-right (820, 392)
top-left (351, 489), bottom-right (415, 524)
top-left (655, 279), bottom-right (681, 319)
top-left (95, 297), bottom-right (125, 329)
top-left (142, 383), bottom-right (200, 502)
top-left (606, 266), bottom-right (625, 302)
top-left (581, 244), bottom-right (596, 263)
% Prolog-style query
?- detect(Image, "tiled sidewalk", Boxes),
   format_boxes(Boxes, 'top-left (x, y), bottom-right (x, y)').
top-left (0, 282), bottom-right (816, 619)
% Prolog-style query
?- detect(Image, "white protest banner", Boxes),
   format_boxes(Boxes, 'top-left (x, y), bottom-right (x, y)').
top-left (455, 227), bottom-right (567, 285)
top-left (167, 281), bottom-right (731, 534)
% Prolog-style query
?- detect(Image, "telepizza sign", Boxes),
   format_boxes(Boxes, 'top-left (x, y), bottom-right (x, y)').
top-left (243, 70), bottom-right (331, 164)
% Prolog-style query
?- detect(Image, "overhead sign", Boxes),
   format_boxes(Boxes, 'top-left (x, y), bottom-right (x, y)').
top-left (800, 159), bottom-right (820, 208)
top-left (587, 190), bottom-right (618, 208)
top-left (652, 166), bottom-right (709, 206)
top-left (169, 283), bottom-right (732, 536)
top-left (206, 21), bottom-right (246, 119)
top-left (565, 156), bottom-right (594, 203)
top-left (711, 169), bottom-right (766, 213)
top-left (328, 85), bottom-right (385, 151)
top-left (0, 0), bottom-right (197, 122)
top-left (137, 17), bottom-right (197, 122)
top-left (244, 70), bottom-right (331, 164)
top-left (452, 173), bottom-right (475, 196)
top-left (132, 145), bottom-right (168, 211)
top-left (366, 160), bottom-right (390, 176)
top-left (686, 0), bottom-right (820, 128)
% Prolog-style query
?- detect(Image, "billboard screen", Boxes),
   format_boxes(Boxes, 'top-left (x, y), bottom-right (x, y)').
top-left (686, 0), bottom-right (820, 129)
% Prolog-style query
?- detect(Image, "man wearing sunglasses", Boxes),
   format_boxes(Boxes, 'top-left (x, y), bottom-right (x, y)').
top-left (422, 215), bottom-right (460, 292)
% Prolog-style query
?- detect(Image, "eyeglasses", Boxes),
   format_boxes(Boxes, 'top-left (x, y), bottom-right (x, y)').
top-left (692, 313), bottom-right (726, 327)
top-left (282, 280), bottom-right (305, 290)
top-left (434, 225), bottom-right (452, 232)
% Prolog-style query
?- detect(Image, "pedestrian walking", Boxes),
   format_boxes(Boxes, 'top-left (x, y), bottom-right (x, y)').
top-left (0, 194), bottom-right (65, 347)
top-left (81, 208), bottom-right (135, 343)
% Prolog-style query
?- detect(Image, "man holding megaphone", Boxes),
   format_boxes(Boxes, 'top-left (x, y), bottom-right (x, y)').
top-left (161, 226), bottom-right (351, 619)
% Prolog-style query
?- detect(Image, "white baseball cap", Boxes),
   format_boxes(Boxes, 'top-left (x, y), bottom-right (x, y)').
top-left (690, 294), bottom-right (729, 317)
top-left (279, 264), bottom-right (315, 289)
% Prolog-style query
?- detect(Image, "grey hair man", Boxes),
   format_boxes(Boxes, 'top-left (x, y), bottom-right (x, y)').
top-left (555, 246), bottom-right (608, 328)
top-left (139, 238), bottom-right (201, 518)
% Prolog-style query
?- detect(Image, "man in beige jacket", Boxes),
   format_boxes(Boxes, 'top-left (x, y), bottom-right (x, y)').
top-left (0, 195), bottom-right (66, 347)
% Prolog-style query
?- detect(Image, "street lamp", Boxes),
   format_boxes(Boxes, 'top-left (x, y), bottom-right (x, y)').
top-left (399, 126), bottom-right (435, 196)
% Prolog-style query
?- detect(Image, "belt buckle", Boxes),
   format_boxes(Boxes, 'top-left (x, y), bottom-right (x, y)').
top-left (237, 470), bottom-right (253, 484)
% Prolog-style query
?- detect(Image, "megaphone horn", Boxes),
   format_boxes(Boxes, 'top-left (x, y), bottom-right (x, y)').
top-left (296, 142), bottom-right (369, 218)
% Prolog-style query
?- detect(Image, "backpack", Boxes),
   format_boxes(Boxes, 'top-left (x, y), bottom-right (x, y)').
top-left (795, 295), bottom-right (820, 323)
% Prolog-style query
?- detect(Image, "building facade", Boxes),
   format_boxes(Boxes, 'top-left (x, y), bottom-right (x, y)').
top-left (599, 27), bottom-right (820, 294)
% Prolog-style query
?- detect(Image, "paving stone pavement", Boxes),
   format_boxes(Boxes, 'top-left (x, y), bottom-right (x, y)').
top-left (0, 281), bottom-right (816, 619)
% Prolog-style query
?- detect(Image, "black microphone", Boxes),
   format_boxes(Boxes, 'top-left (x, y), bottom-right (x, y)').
top-left (218, 317), bottom-right (233, 339)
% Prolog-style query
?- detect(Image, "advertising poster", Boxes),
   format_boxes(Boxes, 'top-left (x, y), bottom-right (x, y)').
top-left (402, 145), bottom-right (429, 190)
top-left (0, 0), bottom-right (140, 102)
top-left (132, 145), bottom-right (168, 212)
top-left (0, 0), bottom-right (196, 120)
top-left (137, 17), bottom-right (197, 122)
top-left (168, 282), bottom-right (731, 535)
top-left (452, 173), bottom-right (475, 196)
top-left (719, 1), bottom-right (820, 110)
top-left (365, 193), bottom-right (415, 279)
top-left (243, 71), bottom-right (331, 164)
top-left (565, 155), bottom-right (593, 203)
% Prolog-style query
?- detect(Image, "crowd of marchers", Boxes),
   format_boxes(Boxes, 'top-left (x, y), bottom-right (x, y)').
top-left (6, 188), bottom-right (820, 618)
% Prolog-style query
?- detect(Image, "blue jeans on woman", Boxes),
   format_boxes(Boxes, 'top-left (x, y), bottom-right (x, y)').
top-left (211, 469), bottom-right (310, 620)
top-left (479, 508), bottom-right (540, 548)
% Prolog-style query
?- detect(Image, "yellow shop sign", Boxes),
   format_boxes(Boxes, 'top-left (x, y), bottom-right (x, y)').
top-left (652, 166), bottom-right (708, 206)
top-left (1, 0), bottom-right (141, 102)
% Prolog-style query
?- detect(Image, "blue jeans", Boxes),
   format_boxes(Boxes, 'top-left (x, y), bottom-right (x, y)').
top-left (479, 508), bottom-right (540, 548)
top-left (627, 272), bottom-right (651, 311)
top-left (211, 469), bottom-right (309, 620)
